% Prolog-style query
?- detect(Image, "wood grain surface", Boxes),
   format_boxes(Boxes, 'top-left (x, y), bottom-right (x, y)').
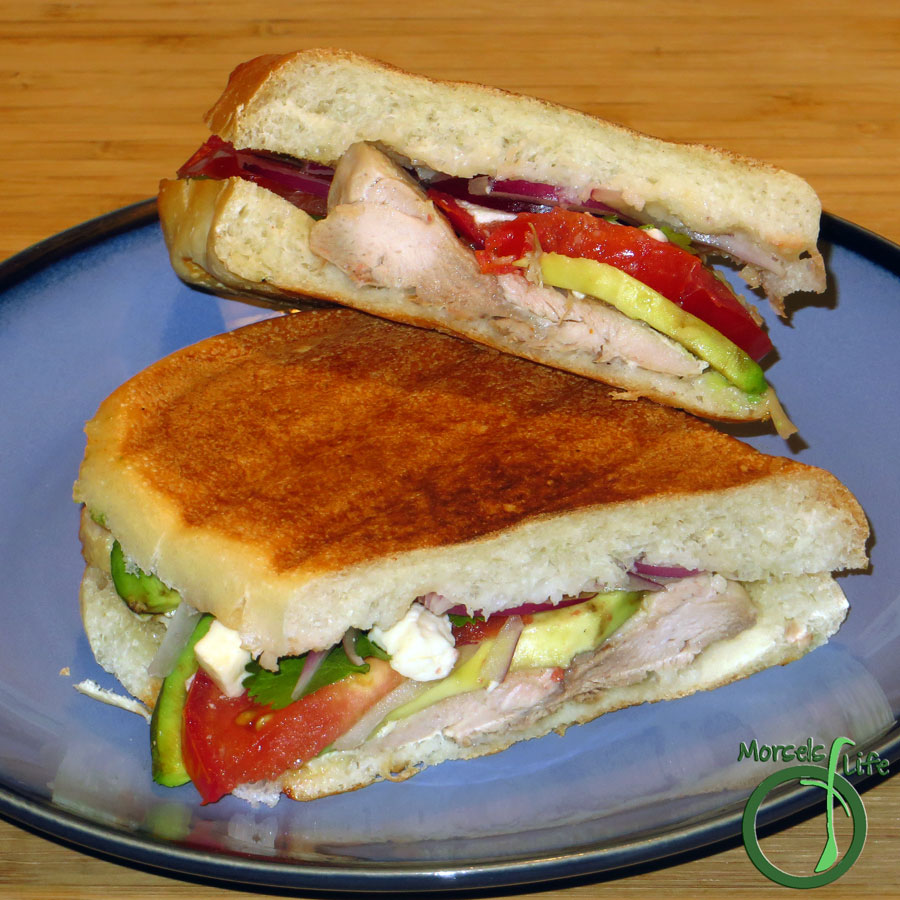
top-left (1, 1), bottom-right (898, 897)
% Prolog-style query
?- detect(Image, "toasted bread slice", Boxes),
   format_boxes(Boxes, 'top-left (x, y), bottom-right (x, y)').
top-left (75, 308), bottom-right (866, 666)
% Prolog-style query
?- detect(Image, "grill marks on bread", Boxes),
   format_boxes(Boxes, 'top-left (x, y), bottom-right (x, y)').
top-left (113, 310), bottom-right (794, 577)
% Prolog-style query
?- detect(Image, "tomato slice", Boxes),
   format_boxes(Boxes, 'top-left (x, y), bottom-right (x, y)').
top-left (451, 616), bottom-right (507, 647)
top-left (428, 190), bottom-right (486, 247)
top-left (182, 659), bottom-right (404, 803)
top-left (472, 207), bottom-right (772, 361)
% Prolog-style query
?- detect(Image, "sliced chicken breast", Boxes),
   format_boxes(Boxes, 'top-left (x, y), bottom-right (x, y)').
top-left (309, 143), bottom-right (706, 378)
top-left (566, 574), bottom-right (757, 694)
top-left (368, 575), bottom-right (755, 751)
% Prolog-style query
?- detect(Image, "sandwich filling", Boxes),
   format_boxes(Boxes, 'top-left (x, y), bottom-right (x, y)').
top-left (81, 509), bottom-right (760, 805)
top-left (175, 138), bottom-right (795, 432)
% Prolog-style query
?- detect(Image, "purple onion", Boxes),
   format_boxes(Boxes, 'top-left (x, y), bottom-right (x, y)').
top-left (290, 648), bottom-right (328, 701)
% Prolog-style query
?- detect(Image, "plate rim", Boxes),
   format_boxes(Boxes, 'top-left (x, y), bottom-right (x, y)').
top-left (1, 202), bottom-right (898, 892)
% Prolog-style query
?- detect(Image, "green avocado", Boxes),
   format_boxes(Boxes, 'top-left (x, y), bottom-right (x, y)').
top-left (379, 638), bottom-right (498, 726)
top-left (512, 590), bottom-right (643, 668)
top-left (110, 540), bottom-right (182, 614)
top-left (150, 614), bottom-right (214, 787)
top-left (536, 253), bottom-right (767, 395)
top-left (378, 590), bottom-right (643, 730)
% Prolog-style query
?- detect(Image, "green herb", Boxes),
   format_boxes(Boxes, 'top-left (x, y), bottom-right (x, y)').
top-left (448, 613), bottom-right (484, 627)
top-left (639, 223), bottom-right (696, 253)
top-left (243, 632), bottom-right (389, 710)
top-left (354, 631), bottom-right (390, 661)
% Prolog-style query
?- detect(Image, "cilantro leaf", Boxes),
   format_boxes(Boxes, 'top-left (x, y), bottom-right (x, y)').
top-left (639, 223), bottom-right (696, 254)
top-left (354, 631), bottom-right (390, 661)
top-left (242, 633), bottom-right (390, 710)
top-left (243, 656), bottom-right (307, 710)
top-left (448, 612), bottom-right (484, 627)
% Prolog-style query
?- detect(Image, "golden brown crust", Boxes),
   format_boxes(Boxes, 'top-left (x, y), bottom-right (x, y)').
top-left (76, 309), bottom-right (861, 578)
top-left (204, 53), bottom-right (293, 137)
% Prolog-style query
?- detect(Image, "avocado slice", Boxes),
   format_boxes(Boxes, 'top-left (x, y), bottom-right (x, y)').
top-left (378, 590), bottom-right (643, 729)
top-left (150, 614), bottom-right (214, 787)
top-left (536, 253), bottom-right (767, 395)
top-left (110, 540), bottom-right (181, 614)
top-left (379, 639), bottom-right (498, 726)
top-left (512, 590), bottom-right (643, 668)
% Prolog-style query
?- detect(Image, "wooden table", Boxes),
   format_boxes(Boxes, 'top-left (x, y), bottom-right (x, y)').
top-left (1, 2), bottom-right (898, 897)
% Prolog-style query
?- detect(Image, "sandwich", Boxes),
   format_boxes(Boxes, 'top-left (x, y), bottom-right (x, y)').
top-left (73, 307), bottom-right (867, 805)
top-left (158, 49), bottom-right (825, 430)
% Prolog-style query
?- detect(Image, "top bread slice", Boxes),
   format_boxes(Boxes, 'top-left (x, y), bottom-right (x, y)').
top-left (73, 308), bottom-right (867, 666)
top-left (202, 48), bottom-right (824, 302)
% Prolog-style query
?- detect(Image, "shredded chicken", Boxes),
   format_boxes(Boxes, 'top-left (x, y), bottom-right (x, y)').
top-left (495, 274), bottom-right (703, 376)
top-left (373, 668), bottom-right (564, 750)
top-left (309, 142), bottom-right (707, 378)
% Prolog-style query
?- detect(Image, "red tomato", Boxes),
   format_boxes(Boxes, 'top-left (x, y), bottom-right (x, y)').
top-left (451, 616), bottom-right (507, 646)
top-left (450, 594), bottom-right (595, 645)
top-left (182, 659), bottom-right (404, 803)
top-left (474, 208), bottom-right (772, 361)
top-left (428, 190), bottom-right (486, 247)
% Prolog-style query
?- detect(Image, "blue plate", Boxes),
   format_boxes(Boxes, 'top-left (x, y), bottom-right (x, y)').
top-left (0, 202), bottom-right (898, 892)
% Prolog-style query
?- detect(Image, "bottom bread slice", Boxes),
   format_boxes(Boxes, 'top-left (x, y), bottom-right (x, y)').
top-left (158, 176), bottom-right (774, 423)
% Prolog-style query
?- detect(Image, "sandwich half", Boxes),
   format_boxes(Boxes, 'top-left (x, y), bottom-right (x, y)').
top-left (73, 308), bottom-right (867, 804)
top-left (158, 49), bottom-right (825, 427)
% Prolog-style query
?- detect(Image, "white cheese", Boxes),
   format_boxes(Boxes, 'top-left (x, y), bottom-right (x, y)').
top-left (456, 198), bottom-right (519, 225)
top-left (370, 604), bottom-right (458, 681)
top-left (194, 619), bottom-right (252, 698)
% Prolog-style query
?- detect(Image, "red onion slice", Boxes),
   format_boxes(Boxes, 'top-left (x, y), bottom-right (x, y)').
top-left (290, 648), bottom-right (328, 702)
top-left (240, 156), bottom-right (333, 199)
top-left (631, 560), bottom-right (703, 579)
top-left (417, 592), bottom-right (455, 615)
top-left (179, 138), bottom-right (632, 225)
top-left (446, 593), bottom-right (595, 620)
top-left (624, 574), bottom-right (667, 592)
top-left (177, 136), bottom-right (333, 215)
top-left (476, 178), bottom-right (621, 216)
top-left (483, 178), bottom-right (564, 204)
top-left (342, 628), bottom-right (365, 666)
top-left (148, 603), bottom-right (202, 678)
top-left (328, 679), bottom-right (429, 751)
top-left (426, 175), bottom-right (550, 213)
top-left (478, 615), bottom-right (524, 688)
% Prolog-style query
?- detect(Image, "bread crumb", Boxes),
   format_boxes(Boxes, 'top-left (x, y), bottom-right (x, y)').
top-left (73, 679), bottom-right (151, 722)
